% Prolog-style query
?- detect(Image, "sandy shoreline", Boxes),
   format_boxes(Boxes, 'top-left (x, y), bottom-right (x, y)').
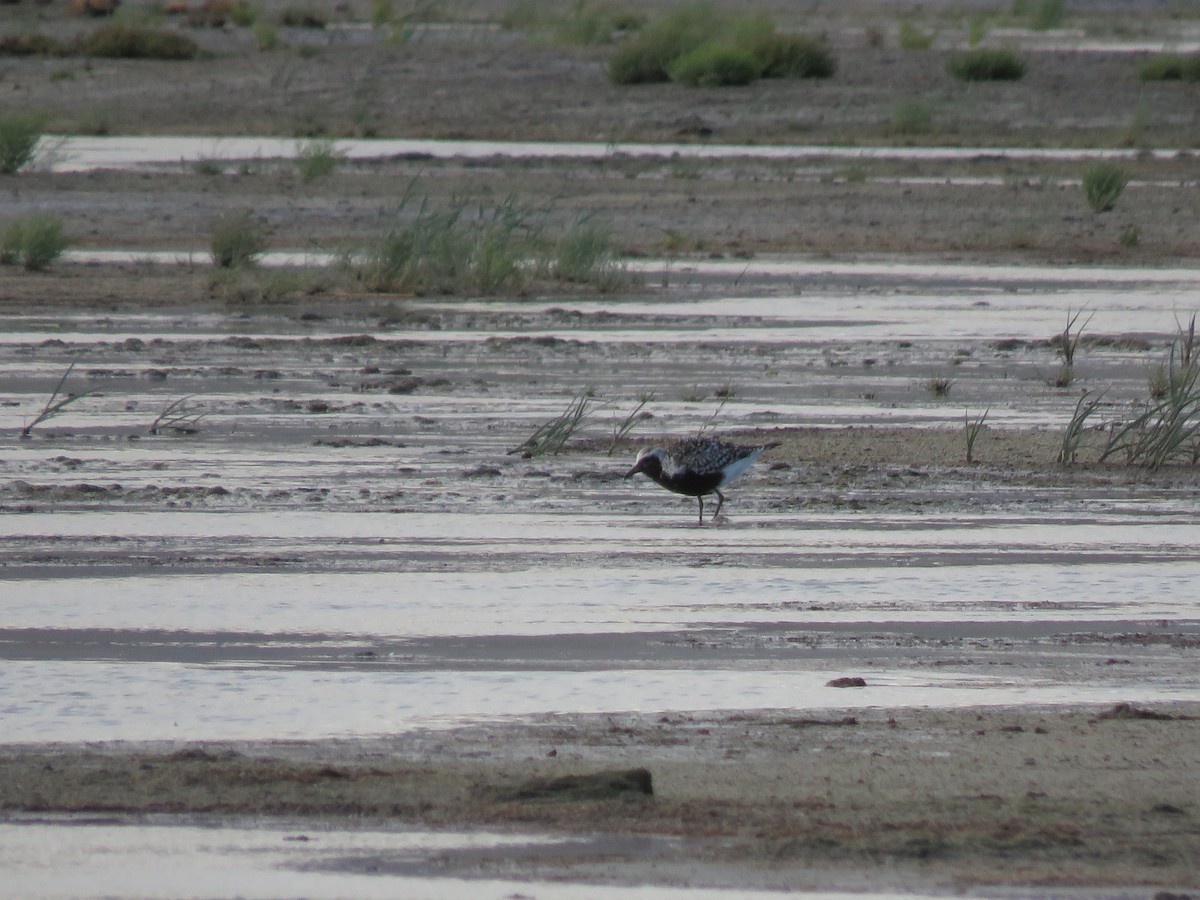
top-left (3, 703), bottom-right (1199, 891)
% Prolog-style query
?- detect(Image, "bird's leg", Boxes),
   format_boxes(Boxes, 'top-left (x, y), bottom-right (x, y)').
top-left (713, 489), bottom-right (725, 519)
top-left (696, 495), bottom-right (704, 525)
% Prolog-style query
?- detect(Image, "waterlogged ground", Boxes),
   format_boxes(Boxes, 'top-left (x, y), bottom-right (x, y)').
top-left (3, 260), bottom-right (1200, 739)
top-left (4, 0), bottom-right (1200, 890)
top-left (3, 258), bottom-right (1200, 895)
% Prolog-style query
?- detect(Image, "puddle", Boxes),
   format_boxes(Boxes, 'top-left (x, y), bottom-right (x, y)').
top-left (0, 815), bottom-right (956, 900)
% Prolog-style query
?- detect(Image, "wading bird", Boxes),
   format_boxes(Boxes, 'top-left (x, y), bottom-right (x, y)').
top-left (625, 436), bottom-right (780, 525)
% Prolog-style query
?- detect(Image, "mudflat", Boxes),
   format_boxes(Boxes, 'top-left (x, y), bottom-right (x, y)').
top-left (4, 703), bottom-right (1200, 891)
top-left (3, 0), bottom-right (1200, 895)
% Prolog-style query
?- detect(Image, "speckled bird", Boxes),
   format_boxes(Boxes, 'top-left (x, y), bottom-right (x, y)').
top-left (624, 436), bottom-right (780, 525)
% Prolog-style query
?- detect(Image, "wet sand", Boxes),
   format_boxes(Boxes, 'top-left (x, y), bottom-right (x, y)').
top-left (3, 703), bottom-right (1200, 892)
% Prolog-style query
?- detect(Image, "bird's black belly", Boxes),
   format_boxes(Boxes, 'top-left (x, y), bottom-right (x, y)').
top-left (655, 470), bottom-right (723, 498)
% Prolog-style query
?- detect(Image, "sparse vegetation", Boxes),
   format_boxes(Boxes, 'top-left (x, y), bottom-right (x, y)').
top-left (0, 34), bottom-right (63, 57)
top-left (78, 25), bottom-right (205, 59)
top-left (607, 394), bottom-right (653, 455)
top-left (551, 218), bottom-right (622, 287)
top-left (356, 193), bottom-right (624, 296)
top-left (0, 112), bottom-right (46, 175)
top-left (253, 20), bottom-right (279, 49)
top-left (1029, 0), bottom-right (1064, 31)
top-left (210, 209), bottom-right (267, 269)
top-left (1043, 309), bottom-right (1093, 388)
top-left (148, 396), bottom-right (206, 435)
top-left (924, 376), bottom-right (953, 398)
top-left (1, 214), bottom-right (69, 271)
top-left (668, 43), bottom-right (760, 87)
top-left (20, 361), bottom-right (95, 439)
top-left (889, 99), bottom-right (935, 136)
top-left (609, 3), bottom-right (833, 87)
top-left (897, 18), bottom-right (935, 50)
top-left (279, 6), bottom-right (327, 28)
top-left (964, 407), bottom-right (989, 464)
top-left (966, 16), bottom-right (988, 47)
top-left (508, 392), bottom-right (594, 457)
top-left (1060, 316), bottom-right (1200, 469)
top-left (947, 48), bottom-right (1026, 81)
top-left (503, 0), bottom-right (644, 45)
top-left (1081, 162), bottom-right (1129, 213)
top-left (295, 138), bottom-right (343, 182)
top-left (1138, 52), bottom-right (1200, 82)
top-left (1058, 390), bottom-right (1105, 464)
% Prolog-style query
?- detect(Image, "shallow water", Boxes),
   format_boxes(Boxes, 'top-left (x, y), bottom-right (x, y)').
top-left (3, 279), bottom-right (1200, 745)
top-left (34, 135), bottom-right (1186, 174)
top-left (4, 255), bottom-right (1200, 897)
top-left (0, 815), bottom-right (993, 900)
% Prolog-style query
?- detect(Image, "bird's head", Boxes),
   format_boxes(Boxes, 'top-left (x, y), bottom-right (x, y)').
top-left (624, 448), bottom-right (665, 480)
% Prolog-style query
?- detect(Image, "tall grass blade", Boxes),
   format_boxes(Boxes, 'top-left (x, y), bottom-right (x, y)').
top-left (20, 361), bottom-right (95, 438)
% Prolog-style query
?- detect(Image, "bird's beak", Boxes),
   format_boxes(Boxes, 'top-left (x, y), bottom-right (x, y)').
top-left (624, 460), bottom-right (644, 478)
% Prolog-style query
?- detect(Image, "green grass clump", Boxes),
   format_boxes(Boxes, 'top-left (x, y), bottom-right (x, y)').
top-left (229, 3), bottom-right (258, 27)
top-left (897, 18), bottom-right (935, 50)
top-left (0, 34), bottom-right (66, 57)
top-left (279, 6), bottom-right (327, 28)
top-left (78, 25), bottom-right (204, 59)
top-left (946, 47), bottom-right (1026, 81)
top-left (295, 138), bottom-right (342, 183)
top-left (508, 392), bottom-right (594, 457)
top-left (1, 214), bottom-right (69, 271)
top-left (888, 98), bottom-right (935, 136)
top-left (210, 210), bottom-right (266, 268)
top-left (1081, 162), bottom-right (1128, 213)
top-left (1139, 52), bottom-right (1200, 82)
top-left (0, 112), bottom-right (46, 174)
top-left (609, 2), bottom-right (833, 87)
top-left (742, 30), bottom-right (835, 78)
top-left (1029, 0), bottom-right (1064, 31)
top-left (667, 43), bottom-right (760, 86)
top-left (551, 219), bottom-right (622, 286)
top-left (357, 193), bottom-right (624, 296)
top-left (359, 196), bottom-right (534, 295)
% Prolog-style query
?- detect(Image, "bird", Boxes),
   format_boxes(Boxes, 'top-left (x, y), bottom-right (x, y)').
top-left (624, 435), bottom-right (780, 525)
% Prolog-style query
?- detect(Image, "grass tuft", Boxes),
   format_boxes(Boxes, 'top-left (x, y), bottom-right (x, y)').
top-left (295, 138), bottom-right (343, 183)
top-left (357, 192), bottom-right (624, 296)
top-left (607, 394), bottom-right (653, 455)
top-left (667, 43), bottom-right (760, 87)
top-left (210, 210), bottom-right (267, 268)
top-left (20, 361), bottom-right (96, 439)
top-left (609, 2), bottom-right (832, 87)
top-left (1058, 390), bottom-right (1105, 464)
top-left (1138, 52), bottom-right (1200, 82)
top-left (148, 396), bottom-right (206, 435)
top-left (946, 47), bottom-right (1026, 81)
top-left (0, 111), bottom-right (47, 175)
top-left (77, 24), bottom-right (204, 59)
top-left (924, 376), bottom-right (953, 398)
top-left (1081, 162), bottom-right (1129, 213)
top-left (1, 214), bottom-right (69, 270)
top-left (964, 407), bottom-right (989, 464)
top-left (508, 392), bottom-right (593, 457)
top-left (889, 98), bottom-right (935, 136)
top-left (897, 18), bottom-right (935, 51)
